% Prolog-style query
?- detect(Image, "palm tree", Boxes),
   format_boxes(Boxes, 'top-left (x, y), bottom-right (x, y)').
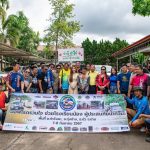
top-left (0, 0), bottom-right (9, 42)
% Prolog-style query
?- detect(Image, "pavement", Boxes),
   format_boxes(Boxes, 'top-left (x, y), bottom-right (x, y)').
top-left (0, 129), bottom-right (149, 150)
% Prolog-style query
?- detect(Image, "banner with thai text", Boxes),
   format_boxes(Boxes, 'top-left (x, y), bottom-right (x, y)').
top-left (3, 93), bottom-right (130, 133)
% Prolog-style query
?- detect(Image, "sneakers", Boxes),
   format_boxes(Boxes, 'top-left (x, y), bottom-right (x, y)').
top-left (140, 127), bottom-right (146, 132)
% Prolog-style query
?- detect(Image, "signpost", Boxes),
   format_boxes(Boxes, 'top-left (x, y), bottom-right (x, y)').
top-left (3, 93), bottom-right (130, 133)
top-left (58, 48), bottom-right (84, 62)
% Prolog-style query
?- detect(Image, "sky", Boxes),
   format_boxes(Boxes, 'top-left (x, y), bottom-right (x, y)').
top-left (8, 0), bottom-right (150, 46)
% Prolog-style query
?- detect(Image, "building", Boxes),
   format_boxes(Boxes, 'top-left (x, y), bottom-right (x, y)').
top-left (112, 35), bottom-right (150, 69)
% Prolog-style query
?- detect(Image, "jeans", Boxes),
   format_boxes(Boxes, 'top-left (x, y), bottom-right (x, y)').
top-left (30, 88), bottom-right (38, 93)
top-left (89, 85), bottom-right (96, 94)
top-left (110, 85), bottom-right (117, 94)
top-left (0, 109), bottom-right (2, 124)
top-left (145, 119), bottom-right (150, 132)
top-left (62, 89), bottom-right (68, 94)
top-left (0, 109), bottom-right (6, 124)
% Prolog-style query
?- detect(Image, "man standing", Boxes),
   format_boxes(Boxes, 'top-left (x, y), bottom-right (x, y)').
top-left (53, 65), bottom-right (61, 94)
top-left (59, 63), bottom-right (70, 94)
top-left (30, 66), bottom-right (38, 93)
top-left (117, 64), bottom-right (131, 95)
top-left (38, 65), bottom-right (53, 94)
top-left (6, 62), bottom-right (24, 94)
top-left (38, 62), bottom-right (45, 75)
top-left (128, 64), bottom-right (149, 97)
top-left (88, 65), bottom-right (98, 94)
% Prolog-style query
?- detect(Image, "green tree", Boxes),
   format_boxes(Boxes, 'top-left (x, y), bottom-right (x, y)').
top-left (44, 0), bottom-right (81, 56)
top-left (132, 52), bottom-right (149, 64)
top-left (1, 11), bottom-right (40, 53)
top-left (131, 0), bottom-right (150, 16)
top-left (0, 0), bottom-right (9, 41)
top-left (38, 46), bottom-right (54, 59)
top-left (82, 38), bottom-right (129, 65)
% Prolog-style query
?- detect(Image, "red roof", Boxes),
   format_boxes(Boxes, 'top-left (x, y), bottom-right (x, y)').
top-left (112, 35), bottom-right (150, 57)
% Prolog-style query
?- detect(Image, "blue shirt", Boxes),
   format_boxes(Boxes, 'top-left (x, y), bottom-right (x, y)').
top-left (7, 71), bottom-right (24, 92)
top-left (117, 72), bottom-right (131, 92)
top-left (47, 69), bottom-right (54, 88)
top-left (125, 96), bottom-right (150, 122)
top-left (109, 75), bottom-right (117, 86)
top-left (38, 68), bottom-right (42, 76)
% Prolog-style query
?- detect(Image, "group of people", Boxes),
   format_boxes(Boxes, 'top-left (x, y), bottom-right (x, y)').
top-left (0, 61), bottom-right (150, 142)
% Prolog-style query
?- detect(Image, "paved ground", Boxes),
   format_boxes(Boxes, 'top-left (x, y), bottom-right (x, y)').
top-left (0, 129), bottom-right (149, 150)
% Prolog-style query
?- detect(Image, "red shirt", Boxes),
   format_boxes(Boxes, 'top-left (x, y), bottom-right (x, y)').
top-left (0, 92), bottom-right (6, 109)
top-left (130, 73), bottom-right (148, 95)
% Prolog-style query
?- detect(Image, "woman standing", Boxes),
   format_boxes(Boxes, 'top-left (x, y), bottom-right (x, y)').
top-left (96, 66), bottom-right (109, 94)
top-left (30, 66), bottom-right (38, 93)
top-left (23, 67), bottom-right (32, 93)
top-left (68, 66), bottom-right (79, 94)
top-left (109, 67), bottom-right (118, 94)
top-left (78, 67), bottom-right (90, 94)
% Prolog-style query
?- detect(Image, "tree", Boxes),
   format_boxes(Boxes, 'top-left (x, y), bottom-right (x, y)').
top-left (44, 0), bottom-right (81, 60)
top-left (1, 11), bottom-right (40, 53)
top-left (0, 0), bottom-right (9, 41)
top-left (82, 38), bottom-right (129, 65)
top-left (132, 52), bottom-right (149, 64)
top-left (38, 46), bottom-right (54, 59)
top-left (131, 0), bottom-right (150, 16)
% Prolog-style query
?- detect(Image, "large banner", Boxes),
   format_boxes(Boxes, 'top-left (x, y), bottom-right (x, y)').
top-left (58, 48), bottom-right (84, 62)
top-left (3, 94), bottom-right (130, 133)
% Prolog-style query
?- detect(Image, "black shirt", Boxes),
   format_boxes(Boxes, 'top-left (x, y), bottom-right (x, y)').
top-left (37, 72), bottom-right (48, 92)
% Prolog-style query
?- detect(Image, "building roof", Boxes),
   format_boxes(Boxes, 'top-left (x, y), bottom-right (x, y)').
top-left (0, 42), bottom-right (49, 62)
top-left (112, 35), bottom-right (150, 57)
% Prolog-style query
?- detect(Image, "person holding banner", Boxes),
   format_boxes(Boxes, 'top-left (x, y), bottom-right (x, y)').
top-left (38, 65), bottom-right (53, 94)
top-left (109, 67), bottom-right (118, 94)
top-left (59, 63), bottom-right (70, 94)
top-left (23, 67), bottom-right (32, 93)
top-left (30, 66), bottom-right (38, 93)
top-left (6, 62), bottom-right (24, 95)
top-left (0, 83), bottom-right (7, 129)
top-left (124, 86), bottom-right (150, 128)
top-left (68, 66), bottom-right (79, 94)
top-left (53, 65), bottom-right (61, 94)
top-left (78, 67), bottom-right (90, 94)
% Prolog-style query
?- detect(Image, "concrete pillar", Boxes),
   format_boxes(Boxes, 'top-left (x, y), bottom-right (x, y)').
top-left (129, 55), bottom-right (132, 63)
top-left (117, 58), bottom-right (119, 71)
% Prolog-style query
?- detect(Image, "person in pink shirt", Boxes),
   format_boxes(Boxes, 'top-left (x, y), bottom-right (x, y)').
top-left (128, 64), bottom-right (149, 97)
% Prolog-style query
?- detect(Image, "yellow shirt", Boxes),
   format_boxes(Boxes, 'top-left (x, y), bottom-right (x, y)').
top-left (59, 69), bottom-right (70, 89)
top-left (89, 71), bottom-right (98, 86)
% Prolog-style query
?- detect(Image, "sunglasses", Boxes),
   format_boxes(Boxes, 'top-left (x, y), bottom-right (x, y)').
top-left (25, 71), bottom-right (30, 74)
top-left (57, 68), bottom-right (61, 69)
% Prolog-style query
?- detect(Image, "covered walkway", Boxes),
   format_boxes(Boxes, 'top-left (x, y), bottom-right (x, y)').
top-left (112, 35), bottom-right (150, 69)
top-left (0, 42), bottom-right (50, 69)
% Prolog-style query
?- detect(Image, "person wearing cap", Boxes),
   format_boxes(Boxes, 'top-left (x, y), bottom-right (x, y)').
top-left (6, 62), bottom-right (24, 95)
top-left (124, 86), bottom-right (150, 128)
